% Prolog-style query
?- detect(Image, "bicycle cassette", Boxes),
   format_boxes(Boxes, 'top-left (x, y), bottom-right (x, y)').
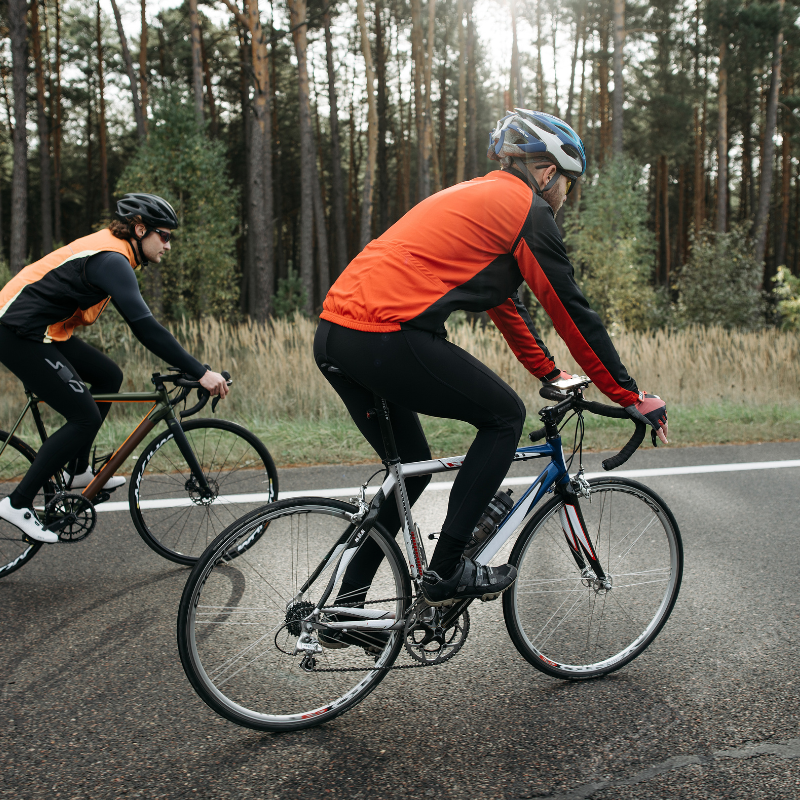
top-left (45, 493), bottom-right (97, 543)
top-left (404, 600), bottom-right (470, 665)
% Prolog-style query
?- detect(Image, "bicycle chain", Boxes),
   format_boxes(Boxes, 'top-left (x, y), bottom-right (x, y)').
top-left (300, 596), bottom-right (459, 674)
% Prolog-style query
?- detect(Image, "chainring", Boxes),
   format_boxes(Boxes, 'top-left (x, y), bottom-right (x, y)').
top-left (404, 600), bottom-right (470, 665)
top-left (45, 493), bottom-right (97, 543)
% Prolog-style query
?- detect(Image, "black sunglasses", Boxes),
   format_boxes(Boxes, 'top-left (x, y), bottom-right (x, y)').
top-left (564, 174), bottom-right (578, 195)
top-left (149, 228), bottom-right (173, 244)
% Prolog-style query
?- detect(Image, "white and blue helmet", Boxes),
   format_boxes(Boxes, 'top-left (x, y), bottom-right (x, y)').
top-left (489, 109), bottom-right (586, 178)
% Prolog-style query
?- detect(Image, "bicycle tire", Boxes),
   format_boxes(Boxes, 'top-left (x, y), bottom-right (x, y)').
top-left (178, 497), bottom-right (411, 732)
top-left (503, 477), bottom-right (682, 680)
top-left (129, 418), bottom-right (278, 565)
top-left (0, 431), bottom-right (58, 578)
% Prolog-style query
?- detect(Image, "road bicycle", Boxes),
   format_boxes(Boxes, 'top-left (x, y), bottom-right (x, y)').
top-left (0, 369), bottom-right (278, 577)
top-left (177, 379), bottom-right (682, 732)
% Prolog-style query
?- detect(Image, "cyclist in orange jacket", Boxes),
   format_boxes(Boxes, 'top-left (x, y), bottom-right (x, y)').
top-left (0, 193), bottom-right (228, 543)
top-left (315, 110), bottom-right (668, 615)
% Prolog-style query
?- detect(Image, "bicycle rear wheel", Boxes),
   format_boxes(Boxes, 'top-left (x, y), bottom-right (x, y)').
top-left (503, 477), bottom-right (682, 679)
top-left (129, 418), bottom-right (278, 565)
top-left (0, 432), bottom-right (58, 578)
top-left (178, 497), bottom-right (411, 732)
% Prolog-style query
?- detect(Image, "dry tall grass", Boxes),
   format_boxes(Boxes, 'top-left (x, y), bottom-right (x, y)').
top-left (2, 319), bottom-right (800, 431)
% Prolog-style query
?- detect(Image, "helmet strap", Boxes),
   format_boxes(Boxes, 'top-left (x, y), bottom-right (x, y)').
top-left (513, 157), bottom-right (562, 196)
top-left (513, 157), bottom-right (543, 196)
top-left (131, 230), bottom-right (149, 268)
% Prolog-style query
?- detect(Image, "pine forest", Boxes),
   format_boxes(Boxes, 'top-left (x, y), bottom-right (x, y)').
top-left (2, 0), bottom-right (800, 332)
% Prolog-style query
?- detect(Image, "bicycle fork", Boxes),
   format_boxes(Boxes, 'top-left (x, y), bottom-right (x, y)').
top-left (556, 484), bottom-right (611, 591)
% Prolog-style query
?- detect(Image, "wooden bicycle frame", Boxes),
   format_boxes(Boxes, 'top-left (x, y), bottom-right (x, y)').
top-left (0, 384), bottom-right (194, 502)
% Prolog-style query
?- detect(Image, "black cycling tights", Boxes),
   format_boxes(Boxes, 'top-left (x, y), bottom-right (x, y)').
top-left (314, 320), bottom-right (525, 598)
top-left (0, 326), bottom-right (123, 508)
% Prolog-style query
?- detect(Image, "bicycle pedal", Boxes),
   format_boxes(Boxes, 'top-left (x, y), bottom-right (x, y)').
top-left (93, 491), bottom-right (111, 505)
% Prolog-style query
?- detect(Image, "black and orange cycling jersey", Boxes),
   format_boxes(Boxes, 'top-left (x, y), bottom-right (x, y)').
top-left (322, 168), bottom-right (639, 407)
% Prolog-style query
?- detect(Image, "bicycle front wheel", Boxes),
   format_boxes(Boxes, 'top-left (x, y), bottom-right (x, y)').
top-left (129, 418), bottom-right (278, 565)
top-left (503, 477), bottom-right (682, 680)
top-left (178, 497), bottom-right (411, 732)
top-left (0, 431), bottom-right (58, 578)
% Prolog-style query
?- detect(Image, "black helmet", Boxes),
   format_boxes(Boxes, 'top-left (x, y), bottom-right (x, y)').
top-left (116, 193), bottom-right (179, 229)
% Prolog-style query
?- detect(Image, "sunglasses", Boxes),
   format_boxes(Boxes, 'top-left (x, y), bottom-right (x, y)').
top-left (149, 228), bottom-right (173, 244)
top-left (564, 175), bottom-right (578, 195)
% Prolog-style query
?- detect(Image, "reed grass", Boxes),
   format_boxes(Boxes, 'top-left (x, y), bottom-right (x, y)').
top-left (2, 317), bottom-right (799, 468)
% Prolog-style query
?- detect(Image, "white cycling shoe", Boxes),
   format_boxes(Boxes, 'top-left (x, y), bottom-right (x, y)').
top-left (65, 468), bottom-right (125, 491)
top-left (0, 497), bottom-right (58, 543)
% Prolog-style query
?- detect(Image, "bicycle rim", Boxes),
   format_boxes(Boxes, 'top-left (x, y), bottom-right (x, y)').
top-left (130, 419), bottom-right (278, 564)
top-left (504, 478), bottom-right (682, 679)
top-left (0, 432), bottom-right (54, 578)
top-left (178, 498), bottom-right (411, 732)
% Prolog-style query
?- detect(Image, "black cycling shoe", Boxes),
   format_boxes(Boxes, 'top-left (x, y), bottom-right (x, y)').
top-left (421, 557), bottom-right (517, 607)
top-left (318, 615), bottom-right (391, 656)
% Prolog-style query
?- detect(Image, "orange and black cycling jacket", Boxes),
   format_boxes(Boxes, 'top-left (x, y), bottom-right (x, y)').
top-left (321, 169), bottom-right (639, 407)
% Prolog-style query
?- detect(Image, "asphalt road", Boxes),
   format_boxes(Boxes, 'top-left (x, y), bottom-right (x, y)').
top-left (2, 440), bottom-right (800, 800)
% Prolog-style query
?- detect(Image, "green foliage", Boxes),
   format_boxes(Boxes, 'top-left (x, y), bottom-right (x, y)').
top-left (677, 225), bottom-right (764, 330)
top-left (116, 90), bottom-right (239, 321)
top-left (273, 267), bottom-right (308, 319)
top-left (772, 266), bottom-right (800, 331)
top-left (564, 158), bottom-right (657, 331)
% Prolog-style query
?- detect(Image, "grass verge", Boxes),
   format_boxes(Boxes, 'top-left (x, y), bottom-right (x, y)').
top-left (3, 402), bottom-right (798, 474)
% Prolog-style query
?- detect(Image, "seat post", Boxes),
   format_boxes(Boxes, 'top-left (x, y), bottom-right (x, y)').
top-left (369, 395), bottom-right (400, 465)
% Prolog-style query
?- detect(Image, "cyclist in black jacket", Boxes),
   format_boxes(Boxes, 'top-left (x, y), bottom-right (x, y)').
top-left (0, 193), bottom-right (229, 543)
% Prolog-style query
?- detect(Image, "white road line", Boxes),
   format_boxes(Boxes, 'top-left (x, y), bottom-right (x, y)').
top-left (94, 458), bottom-right (800, 513)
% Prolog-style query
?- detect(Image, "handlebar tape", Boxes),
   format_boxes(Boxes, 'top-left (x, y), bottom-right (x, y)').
top-left (602, 422), bottom-right (646, 471)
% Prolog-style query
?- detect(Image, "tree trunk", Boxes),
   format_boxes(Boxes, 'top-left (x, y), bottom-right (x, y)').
top-left (311, 143), bottom-right (330, 306)
top-left (109, 0), bottom-right (146, 139)
top-left (693, 102), bottom-right (705, 234)
top-left (716, 38), bottom-right (728, 234)
top-left (660, 155), bottom-right (670, 284)
top-left (411, 0), bottom-right (424, 201)
top-left (31, 0), bottom-right (53, 254)
top-left (598, 12), bottom-right (610, 168)
top-left (454, 0), bottom-right (467, 184)
top-left (612, 0), bottom-right (625, 157)
top-left (200, 28), bottom-right (218, 136)
top-left (357, 0), bottom-right (379, 249)
top-left (53, 0), bottom-right (62, 243)
top-left (510, 0), bottom-right (523, 107)
top-left (85, 72), bottom-right (94, 229)
top-left (566, 6), bottom-right (583, 126)
top-left (287, 0), bottom-right (315, 309)
top-left (140, 0), bottom-right (148, 133)
top-left (535, 0), bottom-right (543, 106)
top-left (324, 10), bottom-right (347, 275)
top-left (419, 0), bottom-right (436, 200)
top-left (676, 163), bottom-right (686, 266)
top-left (437, 55), bottom-right (447, 190)
top-left (96, 0), bottom-right (110, 213)
top-left (9, 0), bottom-right (28, 272)
top-left (777, 117), bottom-right (791, 268)
top-left (740, 78), bottom-right (753, 221)
top-left (224, 0), bottom-right (274, 318)
top-left (189, 0), bottom-right (204, 125)
top-left (653, 160), bottom-right (661, 281)
top-left (465, 0), bottom-right (477, 179)
top-left (753, 0), bottom-right (785, 266)
top-left (375, 0), bottom-right (389, 233)
top-left (347, 100), bottom-right (359, 260)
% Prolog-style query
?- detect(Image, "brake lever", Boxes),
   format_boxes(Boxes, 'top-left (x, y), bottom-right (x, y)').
top-left (651, 429), bottom-right (658, 447)
top-left (212, 395), bottom-right (220, 413)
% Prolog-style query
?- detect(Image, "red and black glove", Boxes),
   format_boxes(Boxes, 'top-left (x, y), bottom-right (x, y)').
top-left (625, 393), bottom-right (669, 445)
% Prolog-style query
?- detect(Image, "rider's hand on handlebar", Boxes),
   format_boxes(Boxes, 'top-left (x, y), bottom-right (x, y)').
top-left (626, 393), bottom-right (668, 445)
top-left (199, 370), bottom-right (230, 399)
top-left (541, 369), bottom-right (576, 385)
